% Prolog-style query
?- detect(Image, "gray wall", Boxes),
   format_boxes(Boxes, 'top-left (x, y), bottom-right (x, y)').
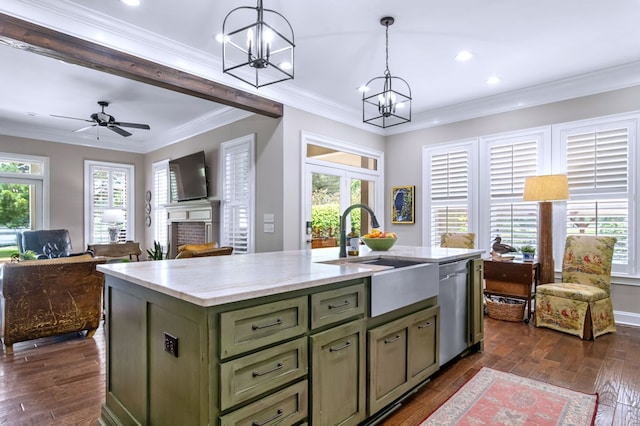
top-left (144, 114), bottom-right (283, 253)
top-left (385, 86), bottom-right (640, 317)
top-left (0, 134), bottom-right (145, 248)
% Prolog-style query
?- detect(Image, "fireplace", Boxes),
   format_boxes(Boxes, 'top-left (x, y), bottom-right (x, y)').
top-left (165, 200), bottom-right (220, 258)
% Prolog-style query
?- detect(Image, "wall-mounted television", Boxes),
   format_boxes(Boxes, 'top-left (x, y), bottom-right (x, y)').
top-left (169, 151), bottom-right (208, 202)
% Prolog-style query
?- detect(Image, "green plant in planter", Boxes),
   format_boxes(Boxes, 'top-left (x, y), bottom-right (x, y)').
top-left (146, 241), bottom-right (168, 260)
top-left (520, 245), bottom-right (536, 253)
top-left (10, 250), bottom-right (38, 262)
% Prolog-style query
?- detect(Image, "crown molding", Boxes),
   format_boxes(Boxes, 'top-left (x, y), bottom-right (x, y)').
top-left (3, 1), bottom-right (640, 141)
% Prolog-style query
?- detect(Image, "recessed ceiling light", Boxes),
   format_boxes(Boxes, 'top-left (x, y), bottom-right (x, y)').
top-left (487, 76), bottom-right (501, 85)
top-left (455, 51), bottom-right (473, 62)
top-left (121, 0), bottom-right (141, 6)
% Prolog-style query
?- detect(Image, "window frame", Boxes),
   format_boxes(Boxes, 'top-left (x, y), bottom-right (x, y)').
top-left (422, 139), bottom-right (477, 247)
top-left (152, 159), bottom-right (170, 249)
top-left (220, 134), bottom-right (256, 254)
top-left (84, 160), bottom-right (135, 247)
top-left (0, 152), bottom-right (50, 231)
top-left (552, 113), bottom-right (638, 275)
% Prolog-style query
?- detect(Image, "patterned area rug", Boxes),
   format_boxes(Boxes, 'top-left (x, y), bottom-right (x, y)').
top-left (420, 367), bottom-right (597, 425)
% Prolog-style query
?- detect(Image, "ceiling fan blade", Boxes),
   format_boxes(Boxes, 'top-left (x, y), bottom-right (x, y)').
top-left (51, 114), bottom-right (94, 123)
top-left (73, 124), bottom-right (96, 133)
top-left (108, 125), bottom-right (132, 137)
top-left (112, 121), bottom-right (150, 130)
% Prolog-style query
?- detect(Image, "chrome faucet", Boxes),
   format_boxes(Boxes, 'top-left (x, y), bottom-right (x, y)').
top-left (339, 203), bottom-right (380, 258)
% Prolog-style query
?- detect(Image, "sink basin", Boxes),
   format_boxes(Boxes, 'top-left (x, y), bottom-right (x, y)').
top-left (318, 256), bottom-right (439, 317)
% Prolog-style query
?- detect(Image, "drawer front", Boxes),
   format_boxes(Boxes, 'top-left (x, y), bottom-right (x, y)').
top-left (310, 282), bottom-right (365, 329)
top-left (484, 261), bottom-right (534, 282)
top-left (220, 380), bottom-right (308, 426)
top-left (220, 296), bottom-right (308, 359)
top-left (408, 306), bottom-right (439, 384)
top-left (220, 337), bottom-right (308, 410)
top-left (368, 316), bottom-right (410, 414)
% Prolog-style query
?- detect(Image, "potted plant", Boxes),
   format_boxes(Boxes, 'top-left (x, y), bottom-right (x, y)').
top-left (520, 245), bottom-right (536, 261)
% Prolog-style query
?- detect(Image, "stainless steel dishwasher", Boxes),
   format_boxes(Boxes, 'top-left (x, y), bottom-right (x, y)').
top-left (439, 259), bottom-right (468, 366)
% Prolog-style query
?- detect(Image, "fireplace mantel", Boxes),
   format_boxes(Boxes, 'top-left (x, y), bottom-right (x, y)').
top-left (165, 199), bottom-right (220, 258)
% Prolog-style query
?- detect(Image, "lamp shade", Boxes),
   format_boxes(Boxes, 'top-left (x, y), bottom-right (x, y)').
top-left (523, 174), bottom-right (569, 202)
top-left (103, 209), bottom-right (125, 223)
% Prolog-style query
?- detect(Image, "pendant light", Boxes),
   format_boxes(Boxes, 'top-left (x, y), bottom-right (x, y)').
top-left (362, 17), bottom-right (412, 128)
top-left (221, 0), bottom-right (295, 88)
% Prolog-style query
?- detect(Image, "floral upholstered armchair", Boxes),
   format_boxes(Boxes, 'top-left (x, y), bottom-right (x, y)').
top-left (535, 235), bottom-right (617, 340)
top-left (440, 232), bottom-right (476, 249)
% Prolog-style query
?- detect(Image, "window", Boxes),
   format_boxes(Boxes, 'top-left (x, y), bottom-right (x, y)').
top-left (555, 116), bottom-right (636, 274)
top-left (484, 137), bottom-right (540, 248)
top-left (424, 141), bottom-right (474, 246)
top-left (302, 131), bottom-right (384, 250)
top-left (220, 135), bottom-right (255, 254)
top-left (152, 160), bottom-right (169, 248)
top-left (84, 161), bottom-right (134, 246)
top-left (0, 153), bottom-right (49, 256)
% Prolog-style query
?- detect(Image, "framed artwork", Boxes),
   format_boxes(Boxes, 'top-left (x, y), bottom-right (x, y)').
top-left (391, 186), bottom-right (415, 224)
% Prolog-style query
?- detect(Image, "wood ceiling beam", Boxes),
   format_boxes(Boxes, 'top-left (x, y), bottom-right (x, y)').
top-left (0, 13), bottom-right (283, 118)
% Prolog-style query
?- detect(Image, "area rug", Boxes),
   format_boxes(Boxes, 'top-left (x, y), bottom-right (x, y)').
top-left (420, 367), bottom-right (597, 425)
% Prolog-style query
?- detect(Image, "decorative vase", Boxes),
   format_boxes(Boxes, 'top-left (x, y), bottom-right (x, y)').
top-left (522, 251), bottom-right (535, 262)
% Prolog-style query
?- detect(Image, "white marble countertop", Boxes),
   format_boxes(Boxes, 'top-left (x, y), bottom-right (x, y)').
top-left (98, 245), bottom-right (484, 307)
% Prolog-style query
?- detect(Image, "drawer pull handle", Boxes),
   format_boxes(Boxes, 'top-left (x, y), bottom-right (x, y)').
top-left (329, 340), bottom-right (351, 352)
top-left (252, 362), bottom-right (284, 377)
top-left (328, 300), bottom-right (350, 309)
top-left (417, 321), bottom-right (432, 329)
top-left (252, 318), bottom-right (283, 330)
top-left (384, 334), bottom-right (401, 344)
top-left (252, 409), bottom-right (283, 426)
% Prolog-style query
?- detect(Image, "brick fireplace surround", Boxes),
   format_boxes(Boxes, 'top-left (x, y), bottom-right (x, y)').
top-left (165, 200), bottom-right (220, 258)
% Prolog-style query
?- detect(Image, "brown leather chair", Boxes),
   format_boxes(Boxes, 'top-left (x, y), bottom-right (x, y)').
top-left (0, 255), bottom-right (106, 354)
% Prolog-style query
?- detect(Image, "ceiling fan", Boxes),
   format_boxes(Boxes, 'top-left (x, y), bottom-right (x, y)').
top-left (51, 101), bottom-right (151, 137)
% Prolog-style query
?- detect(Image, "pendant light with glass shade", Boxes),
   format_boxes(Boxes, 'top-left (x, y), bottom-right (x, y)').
top-left (362, 17), bottom-right (412, 128)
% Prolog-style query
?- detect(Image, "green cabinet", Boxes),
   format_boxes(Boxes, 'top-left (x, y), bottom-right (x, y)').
top-left (368, 306), bottom-right (440, 415)
top-left (468, 258), bottom-right (484, 346)
top-left (310, 320), bottom-right (366, 426)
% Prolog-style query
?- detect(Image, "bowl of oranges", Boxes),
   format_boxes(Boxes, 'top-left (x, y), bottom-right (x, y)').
top-left (361, 229), bottom-right (398, 251)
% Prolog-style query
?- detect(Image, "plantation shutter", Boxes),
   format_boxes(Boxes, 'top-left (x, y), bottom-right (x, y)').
top-left (152, 161), bottom-right (169, 248)
top-left (565, 127), bottom-right (629, 266)
top-left (488, 141), bottom-right (538, 247)
top-left (88, 162), bottom-right (133, 244)
top-left (429, 149), bottom-right (470, 245)
top-left (221, 135), bottom-right (255, 254)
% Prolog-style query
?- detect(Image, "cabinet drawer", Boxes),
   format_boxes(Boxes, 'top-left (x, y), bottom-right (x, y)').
top-left (220, 380), bottom-right (308, 426)
top-left (310, 320), bottom-right (366, 426)
top-left (220, 296), bottom-right (308, 359)
top-left (220, 337), bottom-right (308, 410)
top-left (368, 319), bottom-right (409, 414)
top-left (407, 306), bottom-right (439, 384)
top-left (310, 282), bottom-right (365, 329)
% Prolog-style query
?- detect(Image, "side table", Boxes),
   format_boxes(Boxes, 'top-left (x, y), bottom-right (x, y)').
top-left (483, 259), bottom-right (540, 323)
top-left (87, 241), bottom-right (142, 261)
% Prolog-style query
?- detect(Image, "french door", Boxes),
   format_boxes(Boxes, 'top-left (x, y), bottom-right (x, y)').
top-left (304, 164), bottom-right (379, 249)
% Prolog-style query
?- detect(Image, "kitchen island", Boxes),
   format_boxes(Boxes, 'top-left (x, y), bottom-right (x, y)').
top-left (98, 246), bottom-right (484, 426)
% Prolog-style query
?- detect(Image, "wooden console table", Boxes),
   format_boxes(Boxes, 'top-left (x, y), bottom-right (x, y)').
top-left (483, 259), bottom-right (540, 323)
top-left (87, 241), bottom-right (142, 261)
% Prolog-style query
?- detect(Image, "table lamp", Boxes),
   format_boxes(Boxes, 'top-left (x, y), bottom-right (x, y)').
top-left (103, 209), bottom-right (125, 243)
top-left (523, 174), bottom-right (569, 284)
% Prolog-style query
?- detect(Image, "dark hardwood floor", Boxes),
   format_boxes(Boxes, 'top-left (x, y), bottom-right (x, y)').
top-left (1, 317), bottom-right (639, 425)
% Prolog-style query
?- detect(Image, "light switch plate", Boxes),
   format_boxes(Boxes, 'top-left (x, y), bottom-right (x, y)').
top-left (264, 223), bottom-right (275, 233)
top-left (263, 213), bottom-right (275, 223)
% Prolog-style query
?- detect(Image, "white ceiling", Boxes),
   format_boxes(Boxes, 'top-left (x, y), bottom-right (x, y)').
top-left (2, 0), bottom-right (640, 153)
